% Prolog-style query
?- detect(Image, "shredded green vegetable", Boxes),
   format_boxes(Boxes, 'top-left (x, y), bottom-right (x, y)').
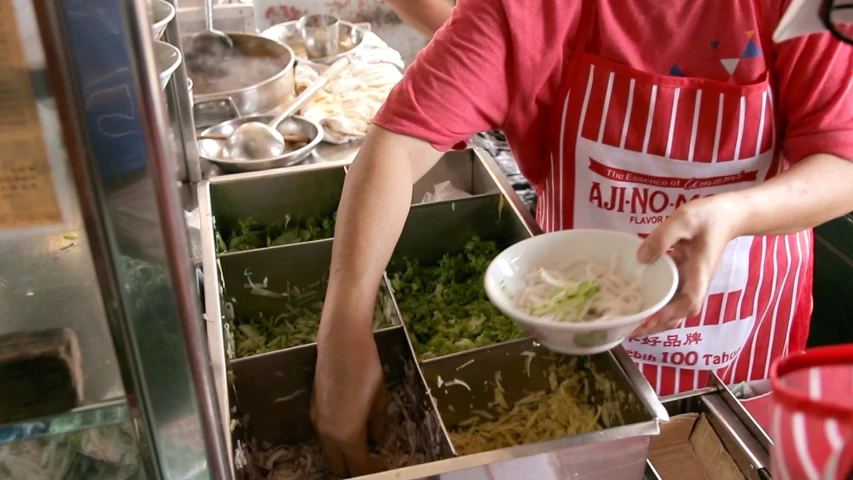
top-left (217, 214), bottom-right (336, 254)
top-left (390, 237), bottom-right (527, 360)
top-left (528, 277), bottom-right (601, 320)
top-left (233, 280), bottom-right (395, 357)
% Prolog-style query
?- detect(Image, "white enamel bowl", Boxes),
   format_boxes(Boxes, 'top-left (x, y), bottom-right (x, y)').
top-left (484, 229), bottom-right (678, 355)
top-left (154, 40), bottom-right (182, 90)
top-left (151, 0), bottom-right (176, 41)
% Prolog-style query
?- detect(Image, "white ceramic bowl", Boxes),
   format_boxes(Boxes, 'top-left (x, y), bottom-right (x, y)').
top-left (154, 40), bottom-right (182, 90)
top-left (151, 0), bottom-right (176, 41)
top-left (484, 229), bottom-right (678, 355)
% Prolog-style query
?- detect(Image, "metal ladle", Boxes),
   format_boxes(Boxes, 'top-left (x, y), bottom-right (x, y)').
top-left (222, 58), bottom-right (350, 161)
top-left (190, 0), bottom-right (233, 63)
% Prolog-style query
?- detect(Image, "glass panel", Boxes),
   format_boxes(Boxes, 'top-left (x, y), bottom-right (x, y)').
top-left (3, 0), bottom-right (225, 477)
top-left (0, 422), bottom-right (143, 480)
top-left (0, 0), bottom-right (124, 415)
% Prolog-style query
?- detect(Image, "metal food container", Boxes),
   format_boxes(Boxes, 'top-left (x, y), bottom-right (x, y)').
top-left (199, 149), bottom-right (667, 479)
top-left (218, 239), bottom-right (402, 356)
top-left (230, 326), bottom-right (454, 476)
top-left (261, 20), bottom-right (370, 65)
top-left (207, 164), bottom-right (346, 238)
top-left (412, 149), bottom-right (502, 203)
top-left (419, 338), bottom-right (665, 479)
top-left (187, 32), bottom-right (296, 128)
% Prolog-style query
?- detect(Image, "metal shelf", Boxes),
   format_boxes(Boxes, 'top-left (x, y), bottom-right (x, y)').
top-left (0, 399), bottom-right (130, 446)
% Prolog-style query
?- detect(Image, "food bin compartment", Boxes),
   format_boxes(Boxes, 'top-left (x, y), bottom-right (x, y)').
top-left (218, 239), bottom-right (401, 357)
top-left (649, 380), bottom-right (772, 480)
top-left (412, 150), bottom-right (501, 204)
top-left (230, 326), bottom-right (454, 478)
top-left (387, 194), bottom-right (535, 362)
top-left (210, 165), bottom-right (347, 254)
top-left (211, 149), bottom-right (512, 254)
top-left (418, 338), bottom-right (661, 479)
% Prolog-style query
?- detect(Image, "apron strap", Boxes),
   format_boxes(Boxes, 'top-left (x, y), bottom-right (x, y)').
top-left (568, 0), bottom-right (597, 78)
top-left (751, 0), bottom-right (776, 73)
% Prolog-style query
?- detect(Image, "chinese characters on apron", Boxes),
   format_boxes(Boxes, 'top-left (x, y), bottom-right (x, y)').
top-left (538, 0), bottom-right (813, 396)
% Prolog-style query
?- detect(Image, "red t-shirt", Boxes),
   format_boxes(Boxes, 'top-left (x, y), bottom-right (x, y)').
top-left (374, 0), bottom-right (853, 181)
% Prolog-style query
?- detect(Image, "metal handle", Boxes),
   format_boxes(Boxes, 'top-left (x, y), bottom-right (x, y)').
top-left (268, 57), bottom-right (349, 128)
top-left (204, 0), bottom-right (214, 32)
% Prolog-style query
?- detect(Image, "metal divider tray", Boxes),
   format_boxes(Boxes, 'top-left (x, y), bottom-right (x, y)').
top-left (198, 149), bottom-right (667, 479)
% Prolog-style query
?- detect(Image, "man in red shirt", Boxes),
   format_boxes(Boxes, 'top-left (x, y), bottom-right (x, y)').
top-left (310, 0), bottom-right (853, 476)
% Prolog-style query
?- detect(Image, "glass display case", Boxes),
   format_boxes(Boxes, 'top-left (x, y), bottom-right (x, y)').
top-left (0, 0), bottom-right (228, 478)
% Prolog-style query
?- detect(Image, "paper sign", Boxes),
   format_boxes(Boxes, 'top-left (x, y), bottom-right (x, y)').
top-left (0, 0), bottom-right (62, 231)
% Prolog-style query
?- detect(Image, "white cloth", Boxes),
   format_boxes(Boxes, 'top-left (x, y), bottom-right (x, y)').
top-left (295, 32), bottom-right (404, 144)
top-left (774, 0), bottom-right (853, 43)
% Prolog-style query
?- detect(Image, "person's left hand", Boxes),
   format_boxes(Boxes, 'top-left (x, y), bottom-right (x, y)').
top-left (630, 194), bottom-right (744, 338)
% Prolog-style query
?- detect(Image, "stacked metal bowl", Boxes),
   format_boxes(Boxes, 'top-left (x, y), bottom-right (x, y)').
top-left (150, 0), bottom-right (181, 90)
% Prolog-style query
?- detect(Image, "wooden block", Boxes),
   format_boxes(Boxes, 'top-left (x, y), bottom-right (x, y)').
top-left (0, 327), bottom-right (83, 423)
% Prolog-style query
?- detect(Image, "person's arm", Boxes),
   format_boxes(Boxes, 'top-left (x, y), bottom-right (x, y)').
top-left (732, 153), bottom-right (853, 236)
top-left (311, 0), bottom-right (513, 476)
top-left (386, 0), bottom-right (454, 37)
top-left (736, 8), bottom-right (853, 236)
top-left (633, 22), bottom-right (853, 337)
top-left (321, 127), bottom-right (443, 331)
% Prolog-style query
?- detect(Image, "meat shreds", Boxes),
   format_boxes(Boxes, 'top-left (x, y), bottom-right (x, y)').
top-left (246, 387), bottom-right (428, 479)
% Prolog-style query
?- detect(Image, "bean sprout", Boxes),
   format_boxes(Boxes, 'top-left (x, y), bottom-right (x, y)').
top-left (515, 254), bottom-right (644, 322)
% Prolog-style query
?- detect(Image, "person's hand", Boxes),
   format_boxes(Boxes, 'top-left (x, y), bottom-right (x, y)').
top-left (311, 324), bottom-right (388, 477)
top-left (630, 194), bottom-right (744, 338)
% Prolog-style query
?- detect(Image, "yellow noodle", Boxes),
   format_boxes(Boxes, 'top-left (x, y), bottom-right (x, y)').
top-left (449, 363), bottom-right (601, 455)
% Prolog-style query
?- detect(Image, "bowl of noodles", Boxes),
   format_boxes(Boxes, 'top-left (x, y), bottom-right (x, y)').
top-left (484, 229), bottom-right (678, 355)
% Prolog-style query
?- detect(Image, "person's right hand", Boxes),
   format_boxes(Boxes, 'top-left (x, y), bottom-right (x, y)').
top-left (311, 322), bottom-right (389, 477)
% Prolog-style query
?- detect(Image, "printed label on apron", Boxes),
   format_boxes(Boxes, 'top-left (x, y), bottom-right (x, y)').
top-left (573, 137), bottom-right (771, 295)
top-left (573, 138), bottom-right (771, 368)
top-left (623, 314), bottom-right (756, 368)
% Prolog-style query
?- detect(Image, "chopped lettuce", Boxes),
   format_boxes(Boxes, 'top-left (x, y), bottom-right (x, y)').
top-left (232, 280), bottom-right (394, 357)
top-left (217, 214), bottom-right (336, 254)
top-left (391, 237), bottom-right (527, 360)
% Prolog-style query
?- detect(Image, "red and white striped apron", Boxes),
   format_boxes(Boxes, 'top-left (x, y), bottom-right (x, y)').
top-left (769, 345), bottom-right (853, 480)
top-left (537, 0), bottom-right (813, 396)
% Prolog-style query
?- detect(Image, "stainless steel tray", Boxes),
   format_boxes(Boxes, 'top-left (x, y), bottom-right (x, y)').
top-left (218, 239), bottom-right (401, 358)
top-left (207, 163), bottom-right (346, 238)
top-left (199, 149), bottom-right (666, 479)
top-left (198, 115), bottom-right (324, 173)
top-left (230, 326), bottom-right (452, 464)
top-left (418, 338), bottom-right (664, 478)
